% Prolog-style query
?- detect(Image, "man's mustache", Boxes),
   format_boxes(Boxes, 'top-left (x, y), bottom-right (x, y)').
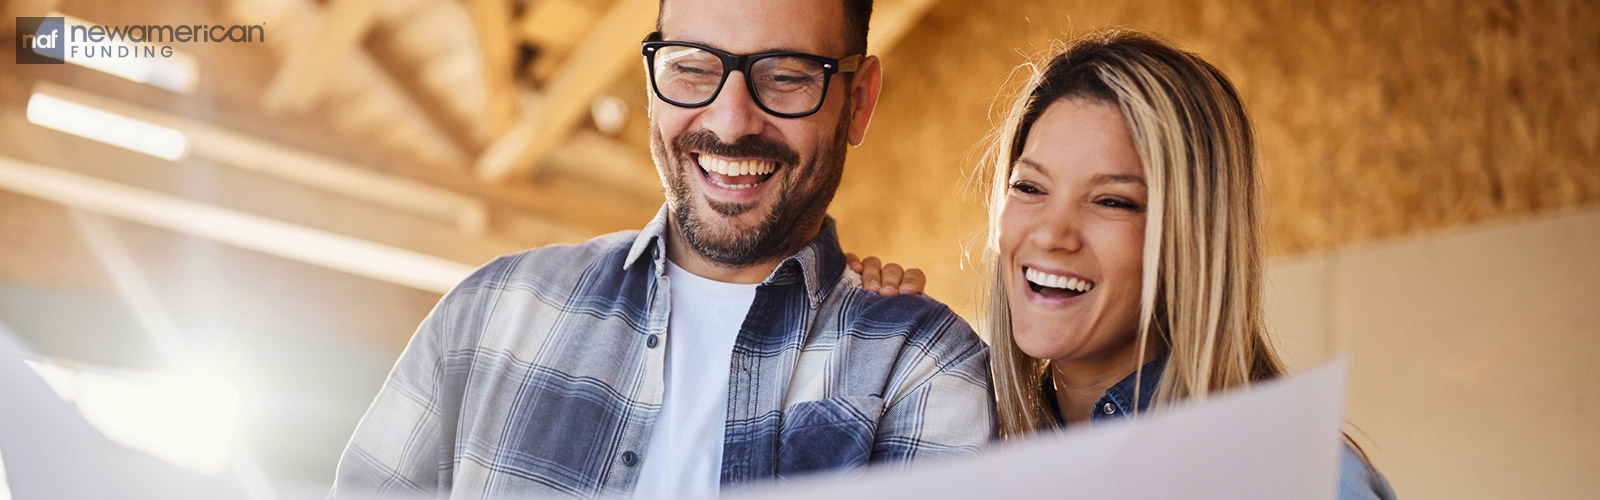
top-left (673, 130), bottom-right (800, 167)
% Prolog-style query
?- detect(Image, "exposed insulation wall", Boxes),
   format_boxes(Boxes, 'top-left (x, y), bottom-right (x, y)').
top-left (830, 0), bottom-right (1600, 315)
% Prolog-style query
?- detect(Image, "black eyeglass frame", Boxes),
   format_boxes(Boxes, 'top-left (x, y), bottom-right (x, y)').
top-left (641, 32), bottom-right (863, 118)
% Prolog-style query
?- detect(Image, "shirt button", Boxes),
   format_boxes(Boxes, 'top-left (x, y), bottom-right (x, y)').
top-left (621, 451), bottom-right (638, 466)
top-left (1102, 402), bottom-right (1116, 415)
top-left (646, 335), bottom-right (659, 349)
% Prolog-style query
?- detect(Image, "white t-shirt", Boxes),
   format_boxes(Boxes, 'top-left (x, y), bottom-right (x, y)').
top-left (633, 260), bottom-right (758, 499)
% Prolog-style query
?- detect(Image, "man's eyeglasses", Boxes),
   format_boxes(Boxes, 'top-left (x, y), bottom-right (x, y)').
top-left (641, 32), bottom-right (862, 118)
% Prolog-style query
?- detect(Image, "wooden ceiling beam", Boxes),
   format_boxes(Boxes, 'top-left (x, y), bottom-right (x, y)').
top-left (363, 31), bottom-right (493, 155)
top-left (223, 0), bottom-right (471, 171)
top-left (467, 0), bottom-right (519, 137)
top-left (29, 81), bottom-right (661, 239)
top-left (519, 0), bottom-right (600, 48)
top-left (32, 81), bottom-right (492, 235)
top-left (518, 0), bottom-right (601, 80)
top-left (473, 0), bottom-right (940, 185)
top-left (0, 155), bottom-right (474, 294)
top-left (262, 0), bottom-right (385, 114)
top-left (475, 0), bottom-right (656, 182)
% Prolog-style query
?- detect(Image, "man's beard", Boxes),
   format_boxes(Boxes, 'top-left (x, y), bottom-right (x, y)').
top-left (651, 114), bottom-right (849, 268)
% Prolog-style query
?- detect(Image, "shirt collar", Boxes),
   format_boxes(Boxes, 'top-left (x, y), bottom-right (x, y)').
top-left (623, 203), bottom-right (845, 308)
top-left (1043, 352), bottom-right (1169, 425)
top-left (1094, 353), bottom-right (1168, 422)
top-left (623, 204), bottom-right (672, 276)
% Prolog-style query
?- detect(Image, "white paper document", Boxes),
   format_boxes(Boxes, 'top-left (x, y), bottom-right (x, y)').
top-left (728, 357), bottom-right (1351, 500)
top-left (0, 324), bottom-right (243, 500)
top-left (1, 315), bottom-right (1349, 499)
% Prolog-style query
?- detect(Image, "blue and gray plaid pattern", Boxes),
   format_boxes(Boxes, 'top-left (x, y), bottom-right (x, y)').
top-left (332, 206), bottom-right (996, 498)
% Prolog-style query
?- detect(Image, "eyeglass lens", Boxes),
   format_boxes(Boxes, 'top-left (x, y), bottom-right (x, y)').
top-left (652, 45), bottom-right (829, 115)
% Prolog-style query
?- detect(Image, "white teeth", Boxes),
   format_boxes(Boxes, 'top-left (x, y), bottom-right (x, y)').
top-left (697, 155), bottom-right (778, 178)
top-left (709, 177), bottom-right (757, 189)
top-left (1024, 268), bottom-right (1095, 293)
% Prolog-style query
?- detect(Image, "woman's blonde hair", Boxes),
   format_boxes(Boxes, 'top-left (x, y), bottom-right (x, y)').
top-left (980, 28), bottom-right (1285, 437)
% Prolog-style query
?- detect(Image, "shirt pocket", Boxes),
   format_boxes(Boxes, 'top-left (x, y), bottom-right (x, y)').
top-left (777, 395), bottom-right (885, 477)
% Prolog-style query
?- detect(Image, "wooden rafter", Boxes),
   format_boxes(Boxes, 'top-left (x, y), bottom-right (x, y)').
top-left (263, 0), bottom-right (385, 113)
top-left (467, 0), bottom-right (519, 137)
top-left (225, 0), bottom-right (470, 170)
top-left (473, 0), bottom-right (942, 184)
top-left (34, 82), bottom-right (492, 234)
top-left (364, 31), bottom-right (493, 154)
top-left (0, 155), bottom-right (474, 293)
top-left (518, 0), bottom-right (601, 80)
top-left (475, 0), bottom-right (656, 182)
top-left (25, 81), bottom-right (661, 239)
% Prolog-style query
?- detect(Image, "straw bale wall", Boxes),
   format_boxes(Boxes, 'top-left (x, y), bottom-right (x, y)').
top-left (830, 0), bottom-right (1600, 314)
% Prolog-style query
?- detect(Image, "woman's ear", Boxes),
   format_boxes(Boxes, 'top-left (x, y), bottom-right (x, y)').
top-left (847, 55), bottom-right (883, 147)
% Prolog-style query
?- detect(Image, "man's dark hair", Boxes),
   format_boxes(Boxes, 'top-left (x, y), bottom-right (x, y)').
top-left (656, 0), bottom-right (873, 55)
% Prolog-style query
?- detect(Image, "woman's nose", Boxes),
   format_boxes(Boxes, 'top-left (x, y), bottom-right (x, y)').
top-left (1029, 206), bottom-right (1084, 253)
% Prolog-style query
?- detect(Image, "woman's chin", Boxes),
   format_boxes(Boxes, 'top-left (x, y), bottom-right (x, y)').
top-left (1009, 323), bottom-right (1081, 362)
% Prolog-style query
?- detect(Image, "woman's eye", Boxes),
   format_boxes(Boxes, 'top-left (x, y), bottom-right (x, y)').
top-left (1009, 182), bottom-right (1043, 195)
top-left (1095, 197), bottom-right (1141, 211)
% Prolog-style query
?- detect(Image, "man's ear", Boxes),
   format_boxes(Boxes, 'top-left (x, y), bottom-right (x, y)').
top-left (846, 55), bottom-right (883, 147)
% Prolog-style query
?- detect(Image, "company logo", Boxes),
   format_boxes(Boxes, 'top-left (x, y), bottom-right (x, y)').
top-left (16, 17), bottom-right (65, 64)
top-left (14, 17), bottom-right (265, 65)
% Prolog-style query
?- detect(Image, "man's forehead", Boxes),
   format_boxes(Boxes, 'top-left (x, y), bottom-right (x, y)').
top-left (658, 0), bottom-right (849, 55)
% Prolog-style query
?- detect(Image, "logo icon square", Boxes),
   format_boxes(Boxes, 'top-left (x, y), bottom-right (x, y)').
top-left (16, 17), bottom-right (66, 64)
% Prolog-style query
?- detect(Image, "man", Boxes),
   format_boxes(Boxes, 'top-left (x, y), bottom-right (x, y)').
top-left (331, 0), bottom-right (994, 497)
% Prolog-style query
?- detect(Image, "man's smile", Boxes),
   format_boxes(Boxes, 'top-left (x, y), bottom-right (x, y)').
top-left (695, 154), bottom-right (780, 189)
top-left (690, 152), bottom-right (784, 202)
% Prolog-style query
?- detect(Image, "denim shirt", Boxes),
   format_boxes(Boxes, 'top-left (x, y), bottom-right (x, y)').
top-left (1043, 356), bottom-right (1398, 500)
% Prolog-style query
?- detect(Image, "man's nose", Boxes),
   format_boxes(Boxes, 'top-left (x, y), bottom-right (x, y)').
top-left (698, 72), bottom-right (767, 143)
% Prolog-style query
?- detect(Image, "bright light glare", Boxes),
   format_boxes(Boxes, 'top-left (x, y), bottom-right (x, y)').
top-left (590, 95), bottom-right (628, 135)
top-left (26, 93), bottom-right (189, 161)
top-left (0, 439), bottom-right (11, 500)
top-left (52, 13), bottom-right (199, 94)
top-left (25, 360), bottom-right (241, 475)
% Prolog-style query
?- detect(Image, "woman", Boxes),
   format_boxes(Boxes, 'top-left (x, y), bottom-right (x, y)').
top-left (851, 29), bottom-right (1396, 498)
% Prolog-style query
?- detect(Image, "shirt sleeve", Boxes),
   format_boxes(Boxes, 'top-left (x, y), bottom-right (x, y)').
top-left (1337, 442), bottom-right (1399, 500)
top-left (870, 313), bottom-right (997, 465)
top-left (329, 293), bottom-right (459, 498)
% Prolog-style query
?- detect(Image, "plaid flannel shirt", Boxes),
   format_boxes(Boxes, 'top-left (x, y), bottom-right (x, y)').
top-left (332, 206), bottom-right (996, 498)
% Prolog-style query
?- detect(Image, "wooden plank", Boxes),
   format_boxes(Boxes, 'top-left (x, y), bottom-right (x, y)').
top-left (0, 155), bottom-right (474, 294)
top-left (364, 31), bottom-right (494, 155)
top-left (34, 82), bottom-right (492, 235)
top-left (263, 0), bottom-right (385, 113)
top-left (467, 0), bottom-right (520, 136)
top-left (518, 0), bottom-right (601, 80)
top-left (475, 0), bottom-right (656, 182)
top-left (519, 0), bottom-right (600, 48)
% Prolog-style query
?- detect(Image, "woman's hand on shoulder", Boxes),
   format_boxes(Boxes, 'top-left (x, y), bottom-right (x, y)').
top-left (845, 252), bottom-right (927, 296)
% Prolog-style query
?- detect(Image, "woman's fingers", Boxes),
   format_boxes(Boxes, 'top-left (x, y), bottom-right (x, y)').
top-left (879, 263), bottom-right (905, 295)
top-left (860, 256), bottom-right (883, 289)
top-left (847, 255), bottom-right (925, 296)
top-left (845, 252), bottom-right (864, 273)
top-left (899, 268), bottom-right (927, 295)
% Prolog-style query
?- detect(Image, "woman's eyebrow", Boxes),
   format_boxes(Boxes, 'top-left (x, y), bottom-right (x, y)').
top-left (1091, 173), bottom-right (1147, 186)
top-left (1014, 158), bottom-right (1045, 175)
